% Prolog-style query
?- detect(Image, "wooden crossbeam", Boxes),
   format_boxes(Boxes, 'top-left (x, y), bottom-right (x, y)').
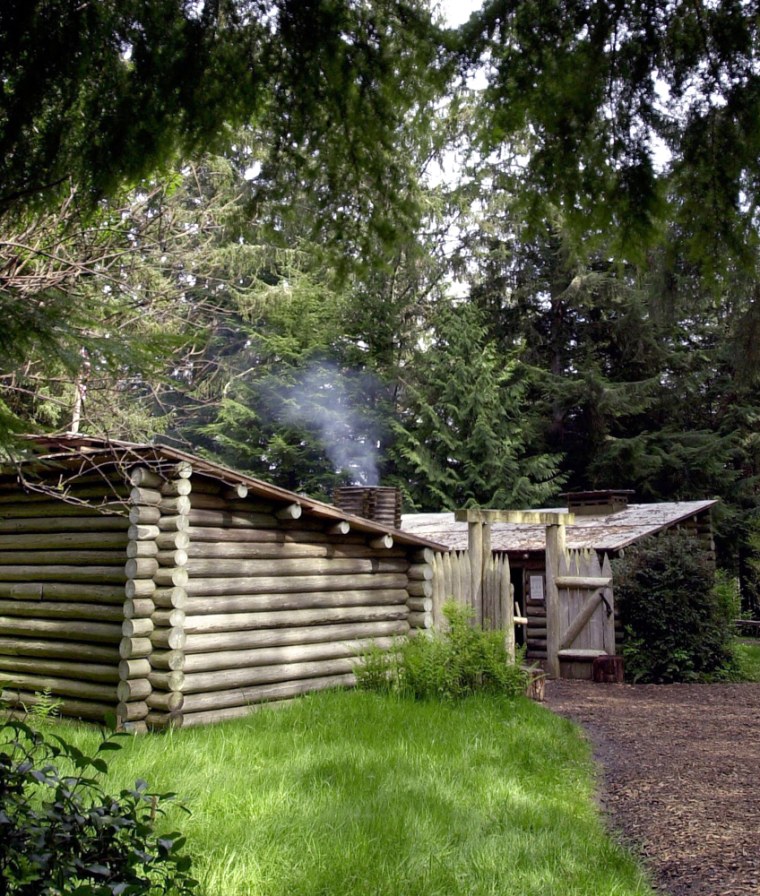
top-left (559, 588), bottom-right (605, 651)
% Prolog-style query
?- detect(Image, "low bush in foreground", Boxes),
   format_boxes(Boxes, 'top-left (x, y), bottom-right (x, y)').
top-left (0, 714), bottom-right (196, 896)
top-left (46, 690), bottom-right (654, 896)
top-left (356, 601), bottom-right (528, 699)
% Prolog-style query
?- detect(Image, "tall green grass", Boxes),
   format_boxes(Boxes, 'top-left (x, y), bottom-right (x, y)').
top-left (50, 691), bottom-right (653, 896)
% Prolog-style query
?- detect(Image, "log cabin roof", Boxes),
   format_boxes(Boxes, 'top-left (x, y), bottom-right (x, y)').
top-left (9, 435), bottom-right (445, 551)
top-left (401, 500), bottom-right (718, 554)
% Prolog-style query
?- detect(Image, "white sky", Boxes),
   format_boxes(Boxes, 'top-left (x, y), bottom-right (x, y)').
top-left (437, 0), bottom-right (483, 27)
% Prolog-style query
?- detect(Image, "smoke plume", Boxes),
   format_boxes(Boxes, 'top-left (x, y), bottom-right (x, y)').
top-left (281, 362), bottom-right (381, 485)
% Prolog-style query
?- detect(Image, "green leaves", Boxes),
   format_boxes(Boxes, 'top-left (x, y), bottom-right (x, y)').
top-left (0, 716), bottom-right (197, 895)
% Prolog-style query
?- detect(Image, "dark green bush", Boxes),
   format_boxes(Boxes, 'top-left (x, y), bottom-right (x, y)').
top-left (356, 602), bottom-right (527, 700)
top-left (0, 713), bottom-right (197, 896)
top-left (614, 531), bottom-right (735, 683)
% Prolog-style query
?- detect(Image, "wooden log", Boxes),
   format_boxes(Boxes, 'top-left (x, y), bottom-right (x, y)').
top-left (159, 496), bottom-right (191, 515)
top-left (118, 658), bottom-right (151, 679)
top-left (125, 579), bottom-right (156, 599)
top-left (223, 484), bottom-right (249, 500)
top-left (155, 531), bottom-right (190, 551)
top-left (411, 548), bottom-right (435, 565)
top-left (158, 515), bottom-right (191, 533)
top-left (408, 564), bottom-right (433, 581)
top-left (0, 656), bottom-right (118, 682)
top-left (7, 691), bottom-right (115, 721)
top-left (145, 711), bottom-right (182, 730)
top-left (116, 700), bottom-right (149, 721)
top-left (124, 598), bottom-right (155, 619)
top-left (181, 636), bottom-right (398, 676)
top-left (544, 524), bottom-right (564, 679)
top-left (179, 672), bottom-right (355, 714)
top-left (0, 532), bottom-right (128, 550)
top-left (187, 492), bottom-right (271, 512)
top-left (120, 719), bottom-right (149, 734)
top-left (182, 588), bottom-right (408, 616)
top-left (119, 637), bottom-right (153, 659)
top-left (0, 636), bottom-right (119, 662)
top-left (187, 509), bottom-right (277, 529)
top-left (150, 628), bottom-right (186, 650)
top-left (185, 541), bottom-right (406, 561)
top-left (173, 461), bottom-right (193, 479)
top-left (161, 479), bottom-right (192, 497)
top-left (407, 580), bottom-right (433, 598)
top-left (0, 565), bottom-right (126, 583)
top-left (407, 611), bottom-right (433, 629)
top-left (275, 503), bottom-right (302, 520)
top-left (0, 550), bottom-right (127, 566)
top-left (180, 657), bottom-right (356, 695)
top-left (184, 572), bottom-right (407, 597)
top-left (369, 534), bottom-right (393, 550)
top-left (0, 582), bottom-right (125, 603)
top-left (146, 690), bottom-right (184, 712)
top-left (124, 557), bottom-right (159, 579)
top-left (147, 670), bottom-right (185, 691)
top-left (407, 597), bottom-right (433, 613)
top-left (152, 587), bottom-right (187, 609)
top-left (122, 618), bottom-right (154, 638)
top-left (186, 526), bottom-right (333, 544)
top-left (183, 619), bottom-right (409, 654)
top-left (0, 516), bottom-right (127, 534)
top-left (154, 567), bottom-right (189, 588)
top-left (0, 618), bottom-right (122, 642)
top-left (128, 505), bottom-right (161, 526)
top-left (130, 467), bottom-right (163, 488)
top-left (328, 521), bottom-right (350, 535)
top-left (128, 524), bottom-right (160, 542)
top-left (0, 599), bottom-right (123, 622)
top-left (155, 549), bottom-right (188, 568)
top-left (151, 608), bottom-right (185, 629)
top-left (150, 650), bottom-right (185, 671)
top-left (0, 501), bottom-right (127, 519)
top-left (0, 483), bottom-right (129, 504)
top-left (182, 604), bottom-right (409, 635)
top-left (126, 540), bottom-right (159, 559)
top-left (116, 678), bottom-right (152, 702)
top-left (2, 672), bottom-right (116, 701)
top-left (182, 556), bottom-right (408, 578)
top-left (130, 487), bottom-right (163, 507)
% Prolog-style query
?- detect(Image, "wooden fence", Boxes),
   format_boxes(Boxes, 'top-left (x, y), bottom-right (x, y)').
top-left (430, 549), bottom-right (515, 656)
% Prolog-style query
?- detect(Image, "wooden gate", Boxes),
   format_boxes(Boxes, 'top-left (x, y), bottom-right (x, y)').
top-left (545, 531), bottom-right (615, 677)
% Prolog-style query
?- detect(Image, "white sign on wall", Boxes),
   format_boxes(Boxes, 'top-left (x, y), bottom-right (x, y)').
top-left (529, 575), bottom-right (545, 602)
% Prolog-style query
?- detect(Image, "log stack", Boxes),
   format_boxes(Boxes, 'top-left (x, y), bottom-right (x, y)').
top-left (0, 447), bottom-right (440, 729)
top-left (0, 472), bottom-right (128, 721)
top-left (162, 479), bottom-right (413, 728)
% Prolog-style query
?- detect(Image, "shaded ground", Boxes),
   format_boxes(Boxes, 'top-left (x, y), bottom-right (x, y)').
top-left (544, 680), bottom-right (760, 896)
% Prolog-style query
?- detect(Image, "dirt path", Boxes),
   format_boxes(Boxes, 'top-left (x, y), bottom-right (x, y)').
top-left (544, 680), bottom-right (760, 896)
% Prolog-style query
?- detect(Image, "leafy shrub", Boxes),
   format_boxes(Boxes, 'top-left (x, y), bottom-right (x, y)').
top-left (614, 531), bottom-right (735, 683)
top-left (0, 711), bottom-right (197, 895)
top-left (356, 602), bottom-right (527, 700)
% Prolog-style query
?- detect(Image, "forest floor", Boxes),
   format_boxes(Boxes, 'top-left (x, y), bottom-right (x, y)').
top-left (544, 680), bottom-right (760, 896)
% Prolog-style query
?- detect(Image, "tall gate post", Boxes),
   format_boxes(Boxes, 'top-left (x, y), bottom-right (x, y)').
top-left (544, 522), bottom-right (566, 679)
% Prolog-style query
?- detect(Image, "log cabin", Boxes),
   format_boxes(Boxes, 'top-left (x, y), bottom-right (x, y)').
top-left (0, 435), bottom-right (442, 730)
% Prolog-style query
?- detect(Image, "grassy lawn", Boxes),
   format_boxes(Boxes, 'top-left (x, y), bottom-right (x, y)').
top-left (44, 691), bottom-right (652, 896)
top-left (733, 637), bottom-right (760, 681)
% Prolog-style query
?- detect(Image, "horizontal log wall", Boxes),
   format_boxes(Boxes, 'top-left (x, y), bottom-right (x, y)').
top-left (144, 473), bottom-right (421, 728)
top-left (0, 471), bottom-right (128, 721)
top-left (0, 463), bottom-right (436, 729)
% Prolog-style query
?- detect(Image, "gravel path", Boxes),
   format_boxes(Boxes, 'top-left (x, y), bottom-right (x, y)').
top-left (544, 680), bottom-right (760, 896)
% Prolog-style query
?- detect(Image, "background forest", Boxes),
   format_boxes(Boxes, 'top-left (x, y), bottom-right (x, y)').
top-left (2, 0), bottom-right (759, 611)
